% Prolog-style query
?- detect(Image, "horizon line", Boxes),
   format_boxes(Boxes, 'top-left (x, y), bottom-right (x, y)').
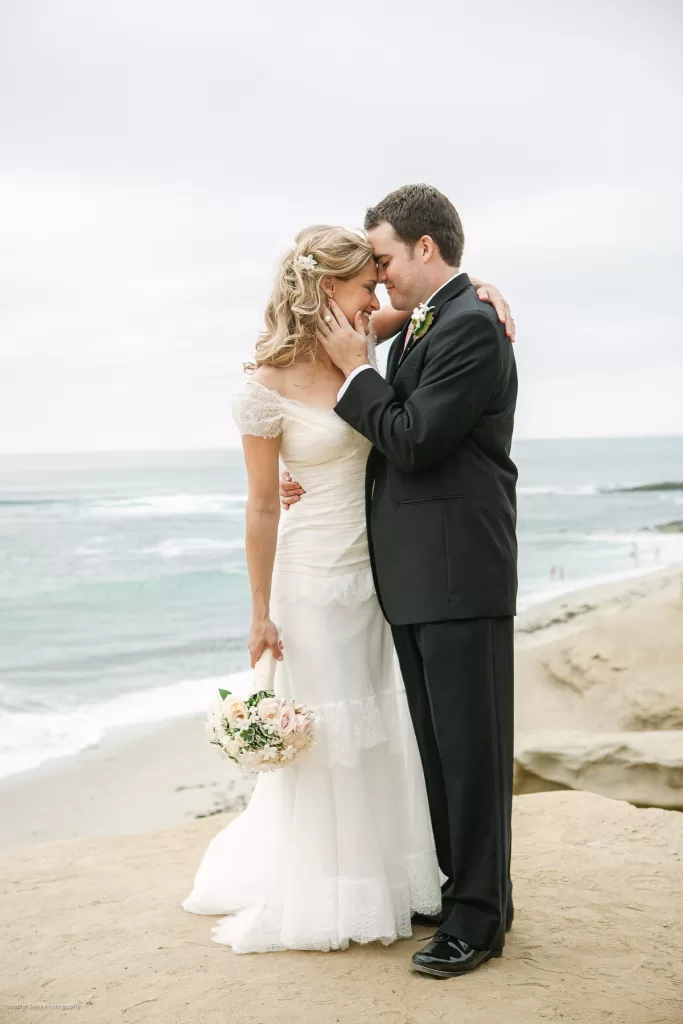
top-left (1, 434), bottom-right (683, 457)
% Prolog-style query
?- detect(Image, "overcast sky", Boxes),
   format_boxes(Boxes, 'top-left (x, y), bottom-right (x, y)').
top-left (1, 0), bottom-right (681, 452)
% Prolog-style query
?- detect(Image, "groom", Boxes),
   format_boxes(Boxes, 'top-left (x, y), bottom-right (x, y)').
top-left (287, 184), bottom-right (517, 976)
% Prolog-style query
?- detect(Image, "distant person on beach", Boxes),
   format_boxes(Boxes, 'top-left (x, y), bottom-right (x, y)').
top-left (183, 186), bottom-right (518, 977)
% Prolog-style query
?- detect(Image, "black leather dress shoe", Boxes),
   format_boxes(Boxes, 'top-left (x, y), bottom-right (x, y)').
top-left (412, 932), bottom-right (502, 977)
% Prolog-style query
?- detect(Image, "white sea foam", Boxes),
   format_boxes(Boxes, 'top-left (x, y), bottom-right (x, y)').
top-left (143, 537), bottom-right (245, 558)
top-left (518, 485), bottom-right (599, 496)
top-left (0, 670), bottom-right (252, 781)
top-left (85, 494), bottom-right (247, 518)
top-left (548, 530), bottom-right (683, 547)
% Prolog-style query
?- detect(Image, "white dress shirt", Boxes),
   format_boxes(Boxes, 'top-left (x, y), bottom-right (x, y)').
top-left (336, 271), bottom-right (466, 402)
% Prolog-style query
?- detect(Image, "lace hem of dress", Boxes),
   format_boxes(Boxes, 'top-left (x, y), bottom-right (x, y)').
top-left (308, 685), bottom-right (413, 767)
top-left (272, 566), bottom-right (375, 606)
top-left (206, 849), bottom-right (442, 953)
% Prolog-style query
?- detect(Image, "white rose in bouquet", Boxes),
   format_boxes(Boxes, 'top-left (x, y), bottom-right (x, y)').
top-left (295, 710), bottom-right (312, 731)
top-left (257, 696), bottom-right (281, 724)
top-left (278, 704), bottom-right (297, 737)
top-left (223, 697), bottom-right (249, 730)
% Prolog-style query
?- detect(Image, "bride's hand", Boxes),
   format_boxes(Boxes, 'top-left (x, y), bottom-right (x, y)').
top-left (316, 300), bottom-right (369, 376)
top-left (249, 618), bottom-right (283, 668)
top-left (472, 281), bottom-right (516, 341)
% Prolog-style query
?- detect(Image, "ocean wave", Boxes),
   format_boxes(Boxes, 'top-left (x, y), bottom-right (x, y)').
top-left (0, 493), bottom-right (248, 519)
top-left (570, 531), bottom-right (683, 553)
top-left (0, 498), bottom-right (68, 507)
top-left (3, 633), bottom-right (248, 679)
top-left (519, 527), bottom-right (683, 547)
top-left (0, 670), bottom-right (252, 781)
top-left (572, 530), bottom-right (673, 545)
top-left (85, 494), bottom-right (247, 518)
top-left (608, 481), bottom-right (683, 493)
top-left (520, 482), bottom-right (683, 497)
top-left (518, 485), bottom-right (599, 496)
top-left (143, 537), bottom-right (245, 558)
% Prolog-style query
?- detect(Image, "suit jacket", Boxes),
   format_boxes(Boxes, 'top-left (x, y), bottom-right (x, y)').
top-left (334, 273), bottom-right (518, 625)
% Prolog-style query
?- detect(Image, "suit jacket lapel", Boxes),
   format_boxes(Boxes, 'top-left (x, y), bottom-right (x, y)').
top-left (396, 273), bottom-right (473, 371)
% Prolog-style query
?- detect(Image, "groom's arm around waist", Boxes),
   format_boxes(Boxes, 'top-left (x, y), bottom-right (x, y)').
top-left (335, 311), bottom-right (502, 474)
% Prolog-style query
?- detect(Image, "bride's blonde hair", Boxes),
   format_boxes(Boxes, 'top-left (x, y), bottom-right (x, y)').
top-left (245, 225), bottom-right (374, 371)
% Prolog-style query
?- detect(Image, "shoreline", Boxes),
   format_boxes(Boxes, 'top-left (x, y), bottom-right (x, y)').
top-left (517, 551), bottom-right (683, 614)
top-left (1, 560), bottom-right (681, 851)
top-left (2, 542), bottom-right (681, 783)
top-left (516, 558), bottom-right (683, 646)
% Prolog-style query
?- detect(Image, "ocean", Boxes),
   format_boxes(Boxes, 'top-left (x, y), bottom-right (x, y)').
top-left (1, 437), bottom-right (682, 780)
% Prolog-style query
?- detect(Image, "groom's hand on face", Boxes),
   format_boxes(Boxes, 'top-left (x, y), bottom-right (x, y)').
top-left (316, 300), bottom-right (369, 377)
top-left (280, 469), bottom-right (305, 510)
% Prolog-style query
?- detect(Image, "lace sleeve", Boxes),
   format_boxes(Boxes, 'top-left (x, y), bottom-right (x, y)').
top-left (232, 381), bottom-right (284, 439)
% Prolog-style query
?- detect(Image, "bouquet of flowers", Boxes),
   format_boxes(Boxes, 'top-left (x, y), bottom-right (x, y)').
top-left (205, 649), bottom-right (315, 773)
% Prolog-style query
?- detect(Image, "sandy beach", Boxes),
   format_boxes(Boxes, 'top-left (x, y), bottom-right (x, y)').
top-left (1, 790), bottom-right (681, 1023)
top-left (2, 563), bottom-right (682, 1021)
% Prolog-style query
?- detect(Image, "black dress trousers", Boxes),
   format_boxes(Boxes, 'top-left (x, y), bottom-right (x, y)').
top-left (391, 616), bottom-right (514, 952)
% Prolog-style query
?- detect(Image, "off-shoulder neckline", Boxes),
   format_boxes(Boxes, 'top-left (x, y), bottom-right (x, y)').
top-left (244, 378), bottom-right (338, 415)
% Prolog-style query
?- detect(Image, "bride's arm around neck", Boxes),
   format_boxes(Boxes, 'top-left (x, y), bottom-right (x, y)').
top-left (370, 306), bottom-right (411, 345)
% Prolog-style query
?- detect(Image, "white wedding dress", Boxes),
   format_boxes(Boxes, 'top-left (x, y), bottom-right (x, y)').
top-left (182, 366), bottom-right (442, 953)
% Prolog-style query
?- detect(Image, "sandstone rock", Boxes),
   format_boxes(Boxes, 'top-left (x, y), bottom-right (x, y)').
top-left (515, 729), bottom-right (683, 809)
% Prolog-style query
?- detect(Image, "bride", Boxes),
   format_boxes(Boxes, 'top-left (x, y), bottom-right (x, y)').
top-left (182, 225), bottom-right (510, 953)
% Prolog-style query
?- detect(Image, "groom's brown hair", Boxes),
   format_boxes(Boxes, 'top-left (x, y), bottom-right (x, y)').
top-left (364, 184), bottom-right (464, 268)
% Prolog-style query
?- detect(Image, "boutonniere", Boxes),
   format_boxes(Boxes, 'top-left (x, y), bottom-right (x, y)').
top-left (410, 302), bottom-right (435, 341)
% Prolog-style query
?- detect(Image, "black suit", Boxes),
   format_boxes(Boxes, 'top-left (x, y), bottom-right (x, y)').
top-left (335, 273), bottom-right (518, 951)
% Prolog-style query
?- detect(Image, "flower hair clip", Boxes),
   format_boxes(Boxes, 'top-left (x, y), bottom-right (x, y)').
top-left (296, 253), bottom-right (318, 272)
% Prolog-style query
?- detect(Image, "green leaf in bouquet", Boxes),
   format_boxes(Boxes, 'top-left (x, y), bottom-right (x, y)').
top-left (248, 689), bottom-right (274, 705)
top-left (218, 688), bottom-right (232, 700)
